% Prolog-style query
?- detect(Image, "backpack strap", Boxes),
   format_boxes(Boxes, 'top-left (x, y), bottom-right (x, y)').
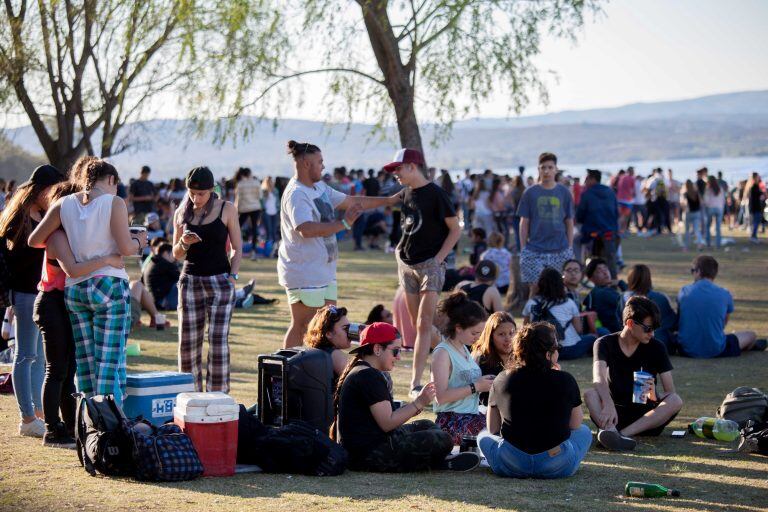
top-left (75, 394), bottom-right (97, 476)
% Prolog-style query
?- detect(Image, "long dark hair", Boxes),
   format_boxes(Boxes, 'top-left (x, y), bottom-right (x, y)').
top-left (0, 180), bottom-right (53, 250)
top-left (234, 167), bottom-right (251, 183)
top-left (627, 264), bottom-right (652, 296)
top-left (471, 311), bottom-right (516, 371)
top-left (329, 341), bottom-right (393, 441)
top-left (366, 304), bottom-right (386, 324)
top-left (509, 322), bottom-right (559, 373)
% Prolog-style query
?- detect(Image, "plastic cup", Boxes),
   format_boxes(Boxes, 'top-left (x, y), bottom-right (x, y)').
top-left (632, 371), bottom-right (653, 404)
top-left (126, 343), bottom-right (141, 356)
top-left (128, 226), bottom-right (147, 256)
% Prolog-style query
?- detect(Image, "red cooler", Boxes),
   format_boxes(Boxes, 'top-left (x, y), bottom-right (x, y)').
top-left (174, 392), bottom-right (239, 477)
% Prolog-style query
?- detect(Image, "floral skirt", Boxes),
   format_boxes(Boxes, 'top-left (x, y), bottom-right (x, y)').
top-left (435, 411), bottom-right (486, 445)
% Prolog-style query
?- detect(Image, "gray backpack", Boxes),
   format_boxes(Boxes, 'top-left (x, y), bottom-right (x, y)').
top-left (717, 387), bottom-right (768, 428)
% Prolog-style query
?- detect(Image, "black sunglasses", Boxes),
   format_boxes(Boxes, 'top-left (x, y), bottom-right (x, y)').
top-left (386, 347), bottom-right (401, 357)
top-left (636, 322), bottom-right (655, 333)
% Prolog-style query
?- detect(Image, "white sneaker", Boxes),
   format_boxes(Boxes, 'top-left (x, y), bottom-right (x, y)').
top-left (19, 418), bottom-right (46, 438)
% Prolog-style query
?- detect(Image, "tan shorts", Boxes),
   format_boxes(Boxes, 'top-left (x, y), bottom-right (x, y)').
top-left (397, 256), bottom-right (446, 294)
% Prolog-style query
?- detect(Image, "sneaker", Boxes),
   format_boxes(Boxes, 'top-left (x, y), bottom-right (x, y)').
top-left (42, 422), bottom-right (76, 449)
top-left (242, 278), bottom-right (256, 298)
top-left (409, 385), bottom-right (424, 400)
top-left (19, 418), bottom-right (46, 438)
top-left (240, 293), bottom-right (254, 308)
top-left (597, 428), bottom-right (636, 451)
top-left (752, 338), bottom-right (767, 351)
top-left (441, 452), bottom-right (481, 472)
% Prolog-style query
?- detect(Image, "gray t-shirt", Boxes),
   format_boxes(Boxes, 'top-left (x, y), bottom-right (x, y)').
top-left (277, 178), bottom-right (346, 289)
top-left (516, 184), bottom-right (573, 252)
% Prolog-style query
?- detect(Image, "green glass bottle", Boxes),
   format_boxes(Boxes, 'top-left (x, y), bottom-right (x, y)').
top-left (625, 482), bottom-right (680, 498)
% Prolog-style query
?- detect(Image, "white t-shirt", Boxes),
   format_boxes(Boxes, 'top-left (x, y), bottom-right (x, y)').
top-left (522, 297), bottom-right (581, 347)
top-left (277, 178), bottom-right (346, 289)
top-left (633, 180), bottom-right (646, 205)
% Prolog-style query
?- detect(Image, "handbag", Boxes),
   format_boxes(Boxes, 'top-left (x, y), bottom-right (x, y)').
top-left (123, 418), bottom-right (203, 481)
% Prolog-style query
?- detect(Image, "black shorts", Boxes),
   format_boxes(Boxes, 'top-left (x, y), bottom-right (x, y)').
top-left (614, 399), bottom-right (678, 436)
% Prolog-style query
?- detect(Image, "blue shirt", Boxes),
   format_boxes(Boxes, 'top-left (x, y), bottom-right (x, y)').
top-left (516, 184), bottom-right (573, 253)
top-left (677, 279), bottom-right (734, 358)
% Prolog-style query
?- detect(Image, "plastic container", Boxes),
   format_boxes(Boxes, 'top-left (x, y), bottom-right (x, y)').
top-left (123, 371), bottom-right (195, 425)
top-left (174, 392), bottom-right (239, 477)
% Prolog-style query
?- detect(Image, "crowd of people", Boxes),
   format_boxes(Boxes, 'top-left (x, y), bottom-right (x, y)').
top-left (0, 144), bottom-right (765, 479)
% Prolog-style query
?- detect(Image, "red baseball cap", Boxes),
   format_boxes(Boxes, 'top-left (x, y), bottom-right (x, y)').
top-left (383, 148), bottom-right (425, 172)
top-left (349, 322), bottom-right (401, 354)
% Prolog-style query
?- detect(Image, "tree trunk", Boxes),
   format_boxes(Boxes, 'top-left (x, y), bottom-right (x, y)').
top-left (357, 0), bottom-right (424, 155)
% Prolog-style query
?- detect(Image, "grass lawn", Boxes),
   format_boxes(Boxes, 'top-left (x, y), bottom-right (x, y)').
top-left (1, 229), bottom-right (767, 512)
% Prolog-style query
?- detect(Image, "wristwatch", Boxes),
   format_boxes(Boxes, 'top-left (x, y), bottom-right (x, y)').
top-left (469, 382), bottom-right (477, 394)
top-left (229, 273), bottom-right (239, 281)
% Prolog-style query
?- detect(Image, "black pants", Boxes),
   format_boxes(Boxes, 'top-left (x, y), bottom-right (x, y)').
top-left (32, 290), bottom-right (76, 432)
top-left (239, 210), bottom-right (263, 247)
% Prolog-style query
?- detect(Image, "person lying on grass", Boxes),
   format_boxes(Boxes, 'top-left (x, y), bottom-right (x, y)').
top-left (584, 296), bottom-right (684, 451)
top-left (331, 322), bottom-right (480, 472)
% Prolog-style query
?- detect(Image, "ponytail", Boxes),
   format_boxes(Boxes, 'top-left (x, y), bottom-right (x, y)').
top-left (329, 353), bottom-right (364, 441)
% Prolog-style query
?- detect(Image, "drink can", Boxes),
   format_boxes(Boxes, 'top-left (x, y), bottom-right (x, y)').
top-left (460, 435), bottom-right (478, 453)
top-left (129, 226), bottom-right (147, 256)
top-left (346, 322), bottom-right (363, 342)
top-left (632, 371), bottom-right (653, 404)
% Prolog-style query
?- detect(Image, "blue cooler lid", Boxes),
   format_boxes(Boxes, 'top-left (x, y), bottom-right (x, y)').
top-left (126, 371), bottom-right (194, 388)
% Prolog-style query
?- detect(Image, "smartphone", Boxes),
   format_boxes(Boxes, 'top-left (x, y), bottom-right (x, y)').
top-left (671, 430), bottom-right (687, 438)
top-left (184, 230), bottom-right (202, 242)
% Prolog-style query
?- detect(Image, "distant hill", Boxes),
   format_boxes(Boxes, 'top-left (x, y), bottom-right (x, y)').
top-left (0, 133), bottom-right (45, 182)
top-left (3, 90), bottom-right (768, 179)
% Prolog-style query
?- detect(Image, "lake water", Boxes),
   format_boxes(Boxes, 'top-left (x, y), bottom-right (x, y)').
top-left (476, 156), bottom-right (768, 186)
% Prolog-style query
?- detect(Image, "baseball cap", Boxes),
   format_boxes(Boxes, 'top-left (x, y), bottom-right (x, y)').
top-left (383, 148), bottom-right (425, 172)
top-left (475, 260), bottom-right (498, 282)
top-left (144, 212), bottom-right (160, 226)
top-left (21, 164), bottom-right (65, 189)
top-left (349, 322), bottom-right (401, 354)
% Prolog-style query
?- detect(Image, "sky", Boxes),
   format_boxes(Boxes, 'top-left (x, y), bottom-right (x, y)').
top-left (3, 0), bottom-right (768, 127)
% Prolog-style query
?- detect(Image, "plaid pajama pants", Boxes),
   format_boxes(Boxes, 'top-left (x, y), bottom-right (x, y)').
top-left (178, 273), bottom-right (235, 393)
top-left (65, 277), bottom-right (131, 405)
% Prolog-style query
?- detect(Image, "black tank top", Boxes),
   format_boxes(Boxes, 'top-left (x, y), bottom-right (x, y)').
top-left (182, 202), bottom-right (231, 277)
top-left (460, 282), bottom-right (492, 314)
top-left (686, 192), bottom-right (701, 212)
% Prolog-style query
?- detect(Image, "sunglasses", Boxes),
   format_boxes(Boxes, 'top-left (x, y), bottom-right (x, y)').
top-left (386, 347), bottom-right (401, 357)
top-left (636, 322), bottom-right (655, 333)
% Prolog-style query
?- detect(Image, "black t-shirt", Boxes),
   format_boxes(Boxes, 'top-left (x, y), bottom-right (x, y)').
top-left (143, 255), bottom-right (180, 307)
top-left (595, 334), bottom-right (673, 406)
top-left (475, 354), bottom-right (504, 406)
top-left (3, 219), bottom-right (44, 293)
top-left (363, 177), bottom-right (380, 197)
top-left (490, 367), bottom-right (581, 454)
top-left (397, 182), bottom-right (456, 264)
top-left (338, 361), bottom-right (392, 460)
top-left (130, 179), bottom-right (156, 213)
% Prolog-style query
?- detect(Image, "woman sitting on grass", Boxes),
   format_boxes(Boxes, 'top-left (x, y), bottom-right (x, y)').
top-left (479, 322), bottom-right (591, 479)
top-left (304, 305), bottom-right (352, 380)
top-left (523, 267), bottom-right (596, 360)
top-left (622, 264), bottom-right (678, 354)
top-left (432, 291), bottom-right (493, 445)
top-left (332, 322), bottom-right (480, 472)
top-left (471, 312), bottom-right (517, 407)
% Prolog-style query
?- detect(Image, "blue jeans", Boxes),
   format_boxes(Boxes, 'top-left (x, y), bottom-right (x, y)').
top-left (684, 210), bottom-right (704, 248)
top-left (11, 291), bottom-right (45, 418)
top-left (479, 424), bottom-right (592, 478)
top-left (157, 283), bottom-right (179, 311)
top-left (752, 212), bottom-right (761, 239)
top-left (559, 334), bottom-right (596, 360)
top-left (705, 207), bottom-right (723, 248)
top-left (262, 213), bottom-right (278, 242)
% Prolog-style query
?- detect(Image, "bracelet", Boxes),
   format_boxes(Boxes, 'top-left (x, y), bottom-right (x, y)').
top-left (411, 401), bottom-right (423, 414)
top-left (341, 218), bottom-right (352, 230)
top-left (469, 382), bottom-right (477, 395)
top-left (179, 241), bottom-right (189, 252)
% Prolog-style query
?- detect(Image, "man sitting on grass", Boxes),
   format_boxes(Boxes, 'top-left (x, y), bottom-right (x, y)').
top-left (677, 255), bottom-right (761, 357)
top-left (584, 296), bottom-right (683, 451)
top-left (583, 257), bottom-right (625, 333)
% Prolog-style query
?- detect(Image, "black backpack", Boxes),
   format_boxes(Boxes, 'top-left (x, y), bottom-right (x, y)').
top-left (75, 394), bottom-right (136, 477)
top-left (717, 387), bottom-right (768, 429)
top-left (737, 420), bottom-right (768, 456)
top-left (237, 405), bottom-right (347, 476)
top-left (530, 300), bottom-right (571, 342)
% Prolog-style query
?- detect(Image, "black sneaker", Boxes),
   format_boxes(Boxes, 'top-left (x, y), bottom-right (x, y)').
top-left (597, 429), bottom-right (636, 451)
top-left (752, 339), bottom-right (767, 351)
top-left (441, 452), bottom-right (481, 472)
top-left (42, 422), bottom-right (76, 450)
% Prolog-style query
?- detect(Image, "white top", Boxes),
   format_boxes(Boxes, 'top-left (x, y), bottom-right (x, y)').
top-left (277, 178), bottom-right (346, 289)
top-left (263, 190), bottom-right (278, 216)
top-left (522, 298), bottom-right (581, 347)
top-left (235, 177), bottom-right (262, 213)
top-left (60, 194), bottom-right (130, 286)
top-left (474, 190), bottom-right (491, 214)
top-left (703, 189), bottom-right (726, 210)
top-left (633, 180), bottom-right (645, 205)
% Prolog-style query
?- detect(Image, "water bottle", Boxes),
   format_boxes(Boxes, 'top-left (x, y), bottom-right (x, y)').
top-left (689, 417), bottom-right (739, 442)
top-left (625, 482), bottom-right (680, 498)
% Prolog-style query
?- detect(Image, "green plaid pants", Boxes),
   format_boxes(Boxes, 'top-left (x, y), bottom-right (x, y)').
top-left (65, 277), bottom-right (130, 405)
